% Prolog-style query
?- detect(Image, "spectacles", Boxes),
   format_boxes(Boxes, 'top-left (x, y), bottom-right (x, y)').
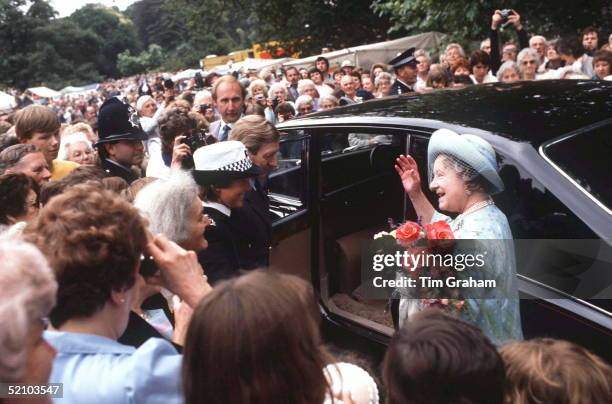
top-left (522, 60), bottom-right (536, 65)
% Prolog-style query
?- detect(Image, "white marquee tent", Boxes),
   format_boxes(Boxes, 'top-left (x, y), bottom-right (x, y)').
top-left (282, 32), bottom-right (448, 70)
top-left (27, 86), bottom-right (61, 98)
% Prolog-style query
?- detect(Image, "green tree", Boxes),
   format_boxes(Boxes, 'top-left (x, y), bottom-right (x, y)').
top-left (371, 0), bottom-right (611, 43)
top-left (117, 44), bottom-right (166, 76)
top-left (254, 0), bottom-right (397, 56)
top-left (70, 4), bottom-right (141, 77)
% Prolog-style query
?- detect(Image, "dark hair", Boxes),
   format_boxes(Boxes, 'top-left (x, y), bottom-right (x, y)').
top-left (157, 107), bottom-right (199, 152)
top-left (470, 50), bottom-right (491, 69)
top-left (581, 26), bottom-right (599, 39)
top-left (0, 144), bottom-right (39, 173)
top-left (307, 66), bottom-right (323, 78)
top-left (350, 71), bottom-right (362, 83)
top-left (0, 173), bottom-right (38, 224)
top-left (593, 50), bottom-right (612, 75)
top-left (556, 35), bottom-right (584, 59)
top-left (182, 271), bottom-right (332, 404)
top-left (315, 56), bottom-right (330, 70)
top-left (285, 66), bottom-right (299, 77)
top-left (275, 102), bottom-right (295, 116)
top-left (383, 309), bottom-right (505, 404)
top-left (24, 185), bottom-right (148, 328)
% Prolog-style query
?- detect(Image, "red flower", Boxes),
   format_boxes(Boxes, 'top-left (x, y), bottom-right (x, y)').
top-left (425, 221), bottom-right (454, 240)
top-left (395, 221), bottom-right (422, 243)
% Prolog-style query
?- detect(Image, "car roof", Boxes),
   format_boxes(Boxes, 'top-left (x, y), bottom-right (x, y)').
top-left (285, 80), bottom-right (612, 146)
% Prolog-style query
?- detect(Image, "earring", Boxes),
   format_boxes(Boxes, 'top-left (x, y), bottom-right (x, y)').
top-left (465, 188), bottom-right (472, 196)
top-left (119, 298), bottom-right (126, 304)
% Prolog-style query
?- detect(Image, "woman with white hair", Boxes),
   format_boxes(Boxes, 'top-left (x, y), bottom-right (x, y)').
top-left (445, 43), bottom-right (466, 72)
top-left (374, 72), bottom-right (393, 98)
top-left (517, 48), bottom-right (539, 80)
top-left (135, 170), bottom-right (210, 253)
top-left (0, 239), bottom-right (57, 386)
top-left (58, 131), bottom-right (95, 165)
top-left (319, 94), bottom-right (339, 110)
top-left (129, 171), bottom-right (210, 346)
top-left (414, 49), bottom-right (431, 91)
top-left (136, 95), bottom-right (157, 118)
top-left (298, 79), bottom-right (319, 111)
top-left (294, 95), bottom-right (315, 116)
top-left (496, 61), bottom-right (521, 82)
top-left (248, 79), bottom-right (269, 99)
top-left (265, 82), bottom-right (292, 124)
top-left (395, 128), bottom-right (522, 345)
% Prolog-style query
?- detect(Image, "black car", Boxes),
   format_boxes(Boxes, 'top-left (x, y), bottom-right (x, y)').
top-left (267, 80), bottom-right (612, 362)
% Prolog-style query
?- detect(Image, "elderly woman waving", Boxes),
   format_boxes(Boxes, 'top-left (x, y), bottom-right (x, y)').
top-left (395, 128), bottom-right (522, 344)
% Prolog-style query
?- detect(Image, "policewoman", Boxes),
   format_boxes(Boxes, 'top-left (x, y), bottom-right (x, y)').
top-left (192, 141), bottom-right (263, 284)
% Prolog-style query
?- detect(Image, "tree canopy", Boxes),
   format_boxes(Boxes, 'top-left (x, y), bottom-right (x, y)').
top-left (1, 0), bottom-right (609, 89)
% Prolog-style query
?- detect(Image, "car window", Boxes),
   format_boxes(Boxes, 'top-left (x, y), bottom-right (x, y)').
top-left (542, 123), bottom-right (612, 213)
top-left (320, 131), bottom-right (401, 195)
top-left (268, 130), bottom-right (308, 222)
top-left (494, 152), bottom-right (612, 311)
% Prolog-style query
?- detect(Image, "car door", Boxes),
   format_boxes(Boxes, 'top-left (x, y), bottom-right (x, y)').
top-left (310, 127), bottom-right (409, 342)
top-left (267, 128), bottom-right (313, 281)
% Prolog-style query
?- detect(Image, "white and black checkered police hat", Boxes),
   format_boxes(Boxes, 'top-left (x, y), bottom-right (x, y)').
top-left (192, 141), bottom-right (263, 185)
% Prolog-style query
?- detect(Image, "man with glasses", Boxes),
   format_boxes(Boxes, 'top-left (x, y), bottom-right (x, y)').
top-left (95, 98), bottom-right (147, 184)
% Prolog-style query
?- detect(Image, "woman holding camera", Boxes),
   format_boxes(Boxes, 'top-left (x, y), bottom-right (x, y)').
top-left (146, 107), bottom-right (213, 179)
top-left (26, 185), bottom-right (211, 403)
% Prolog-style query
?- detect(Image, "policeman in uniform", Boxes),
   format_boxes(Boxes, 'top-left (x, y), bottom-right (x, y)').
top-left (95, 98), bottom-right (148, 184)
top-left (388, 47), bottom-right (418, 96)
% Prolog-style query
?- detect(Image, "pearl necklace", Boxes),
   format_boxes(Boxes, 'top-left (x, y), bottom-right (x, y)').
top-left (459, 198), bottom-right (494, 218)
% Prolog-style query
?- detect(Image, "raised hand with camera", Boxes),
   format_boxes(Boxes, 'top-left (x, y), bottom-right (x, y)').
top-left (171, 135), bottom-right (192, 169)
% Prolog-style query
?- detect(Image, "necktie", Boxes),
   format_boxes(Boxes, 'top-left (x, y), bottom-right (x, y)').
top-left (220, 124), bottom-right (230, 141)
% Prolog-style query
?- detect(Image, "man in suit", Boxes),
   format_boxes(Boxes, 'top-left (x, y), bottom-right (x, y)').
top-left (192, 141), bottom-right (263, 284)
top-left (95, 97), bottom-right (147, 183)
top-left (229, 115), bottom-right (280, 270)
top-left (208, 75), bottom-right (246, 141)
top-left (284, 67), bottom-right (300, 102)
top-left (389, 47), bottom-right (418, 96)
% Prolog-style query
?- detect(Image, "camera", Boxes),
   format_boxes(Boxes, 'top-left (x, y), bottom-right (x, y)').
top-left (271, 95), bottom-right (279, 111)
top-left (140, 254), bottom-right (158, 277)
top-left (499, 9), bottom-right (513, 24)
top-left (183, 130), bottom-right (209, 153)
top-left (198, 103), bottom-right (211, 114)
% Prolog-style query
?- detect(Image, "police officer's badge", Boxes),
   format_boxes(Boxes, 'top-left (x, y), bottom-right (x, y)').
top-left (128, 106), bottom-right (141, 129)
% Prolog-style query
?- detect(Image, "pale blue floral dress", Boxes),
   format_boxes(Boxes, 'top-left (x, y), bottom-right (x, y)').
top-left (398, 204), bottom-right (523, 345)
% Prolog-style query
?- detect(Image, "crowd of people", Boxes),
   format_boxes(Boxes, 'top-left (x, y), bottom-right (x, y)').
top-left (1, 9), bottom-right (612, 403)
